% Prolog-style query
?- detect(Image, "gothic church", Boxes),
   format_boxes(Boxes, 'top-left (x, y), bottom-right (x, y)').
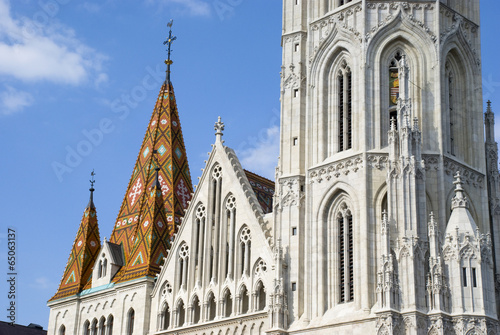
top-left (48, 1), bottom-right (500, 334)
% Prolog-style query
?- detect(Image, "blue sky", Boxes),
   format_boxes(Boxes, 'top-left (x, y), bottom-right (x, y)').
top-left (0, 0), bottom-right (499, 329)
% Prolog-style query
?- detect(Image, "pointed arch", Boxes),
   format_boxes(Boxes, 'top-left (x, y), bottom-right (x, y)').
top-left (254, 280), bottom-right (266, 311)
top-left (222, 288), bottom-right (233, 317)
top-left (239, 284), bottom-right (250, 314)
top-left (237, 225), bottom-right (252, 278)
top-left (206, 290), bottom-right (217, 321)
top-left (106, 314), bottom-right (114, 335)
top-left (176, 299), bottom-right (185, 327)
top-left (126, 308), bottom-right (134, 335)
top-left (191, 294), bottom-right (201, 324)
top-left (160, 302), bottom-right (170, 330)
top-left (58, 325), bottom-right (66, 335)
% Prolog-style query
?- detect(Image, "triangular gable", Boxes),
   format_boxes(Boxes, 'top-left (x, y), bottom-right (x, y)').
top-left (152, 135), bottom-right (274, 296)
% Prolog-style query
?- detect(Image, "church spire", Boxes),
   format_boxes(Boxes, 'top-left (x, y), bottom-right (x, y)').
top-left (109, 28), bottom-right (193, 283)
top-left (49, 172), bottom-right (101, 301)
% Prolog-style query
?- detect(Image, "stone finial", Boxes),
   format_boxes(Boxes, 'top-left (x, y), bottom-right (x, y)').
top-left (452, 171), bottom-right (469, 210)
top-left (214, 116), bottom-right (225, 142)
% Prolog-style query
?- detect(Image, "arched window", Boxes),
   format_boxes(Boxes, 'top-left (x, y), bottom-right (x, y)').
top-left (207, 292), bottom-right (216, 321)
top-left (194, 204), bottom-right (206, 285)
top-left (162, 303), bottom-right (170, 330)
top-left (224, 194), bottom-right (236, 280)
top-left (445, 62), bottom-right (456, 156)
top-left (337, 203), bottom-right (354, 303)
top-left (98, 316), bottom-right (106, 335)
top-left (388, 52), bottom-right (403, 128)
top-left (177, 300), bottom-right (185, 327)
top-left (223, 290), bottom-right (232, 317)
top-left (91, 319), bottom-right (98, 335)
top-left (98, 260), bottom-right (103, 278)
top-left (337, 60), bottom-right (352, 152)
top-left (106, 315), bottom-right (114, 335)
top-left (83, 320), bottom-right (90, 335)
top-left (103, 258), bottom-right (107, 277)
top-left (178, 244), bottom-right (189, 289)
top-left (240, 285), bottom-right (249, 314)
top-left (192, 295), bottom-right (201, 324)
top-left (59, 325), bottom-right (65, 335)
top-left (239, 227), bottom-right (251, 277)
top-left (127, 309), bottom-right (135, 335)
top-left (256, 282), bottom-right (266, 311)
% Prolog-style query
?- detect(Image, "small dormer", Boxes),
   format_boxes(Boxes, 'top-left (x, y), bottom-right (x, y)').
top-left (92, 238), bottom-right (124, 288)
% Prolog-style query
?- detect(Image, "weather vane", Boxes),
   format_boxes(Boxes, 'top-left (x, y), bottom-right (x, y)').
top-left (163, 19), bottom-right (177, 83)
top-left (90, 169), bottom-right (96, 189)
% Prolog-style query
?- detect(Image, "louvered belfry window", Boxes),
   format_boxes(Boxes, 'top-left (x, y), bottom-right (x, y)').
top-left (338, 205), bottom-right (353, 303)
top-left (338, 61), bottom-right (352, 152)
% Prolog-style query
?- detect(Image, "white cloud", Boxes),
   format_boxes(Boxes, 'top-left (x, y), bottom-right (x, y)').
top-left (0, 0), bottom-right (107, 85)
top-left (30, 276), bottom-right (52, 290)
top-left (0, 85), bottom-right (34, 115)
top-left (149, 0), bottom-right (211, 17)
top-left (238, 125), bottom-right (280, 180)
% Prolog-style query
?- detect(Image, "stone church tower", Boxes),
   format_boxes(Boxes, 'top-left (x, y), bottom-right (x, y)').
top-left (48, 1), bottom-right (500, 334)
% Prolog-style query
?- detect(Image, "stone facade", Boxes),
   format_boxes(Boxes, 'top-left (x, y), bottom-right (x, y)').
top-left (48, 1), bottom-right (500, 334)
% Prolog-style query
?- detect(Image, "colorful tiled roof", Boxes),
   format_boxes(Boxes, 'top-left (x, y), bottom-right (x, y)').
top-left (50, 190), bottom-right (101, 301)
top-left (244, 170), bottom-right (275, 214)
top-left (110, 81), bottom-right (193, 283)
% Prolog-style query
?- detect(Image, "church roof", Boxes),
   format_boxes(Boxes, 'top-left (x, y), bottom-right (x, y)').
top-left (49, 188), bottom-right (101, 301)
top-left (109, 80), bottom-right (193, 283)
top-left (244, 170), bottom-right (275, 214)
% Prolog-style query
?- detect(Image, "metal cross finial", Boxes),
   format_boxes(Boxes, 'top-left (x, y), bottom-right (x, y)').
top-left (163, 19), bottom-right (177, 84)
top-left (90, 170), bottom-right (96, 190)
top-left (214, 116), bottom-right (225, 141)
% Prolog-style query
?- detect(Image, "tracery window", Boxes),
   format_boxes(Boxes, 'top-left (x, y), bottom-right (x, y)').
top-left (225, 195), bottom-right (236, 279)
top-left (194, 205), bottom-right (206, 284)
top-left (337, 60), bottom-right (352, 152)
top-left (178, 244), bottom-right (189, 289)
top-left (239, 227), bottom-right (251, 277)
top-left (337, 203), bottom-right (354, 303)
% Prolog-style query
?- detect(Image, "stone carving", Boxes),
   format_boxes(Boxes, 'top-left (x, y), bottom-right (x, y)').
top-left (443, 158), bottom-right (484, 189)
top-left (309, 155), bottom-right (363, 184)
top-left (277, 176), bottom-right (304, 208)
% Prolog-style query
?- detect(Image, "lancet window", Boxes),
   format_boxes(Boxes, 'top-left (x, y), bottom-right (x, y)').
top-left (191, 295), bottom-right (201, 324)
top-left (445, 63), bottom-right (455, 156)
top-left (337, 203), bottom-right (354, 303)
top-left (207, 292), bottom-right (216, 321)
top-left (107, 315), bottom-right (113, 335)
top-left (98, 317), bottom-right (105, 335)
top-left (127, 309), bottom-right (134, 335)
top-left (223, 289), bottom-right (233, 317)
top-left (59, 325), bottom-right (65, 335)
top-left (239, 226), bottom-right (252, 277)
top-left (83, 320), bottom-right (90, 335)
top-left (178, 244), bottom-right (189, 289)
top-left (161, 303), bottom-right (170, 330)
top-left (194, 205), bottom-right (206, 285)
top-left (176, 300), bottom-right (185, 327)
top-left (337, 61), bottom-right (352, 152)
top-left (239, 285), bottom-right (250, 314)
top-left (225, 195), bottom-right (236, 279)
top-left (256, 281), bottom-right (266, 311)
top-left (388, 52), bottom-right (403, 128)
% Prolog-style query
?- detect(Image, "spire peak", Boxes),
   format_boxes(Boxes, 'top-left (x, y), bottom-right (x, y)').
top-left (88, 170), bottom-right (96, 210)
top-left (452, 171), bottom-right (469, 209)
top-left (214, 116), bottom-right (225, 142)
top-left (163, 19), bottom-right (177, 84)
